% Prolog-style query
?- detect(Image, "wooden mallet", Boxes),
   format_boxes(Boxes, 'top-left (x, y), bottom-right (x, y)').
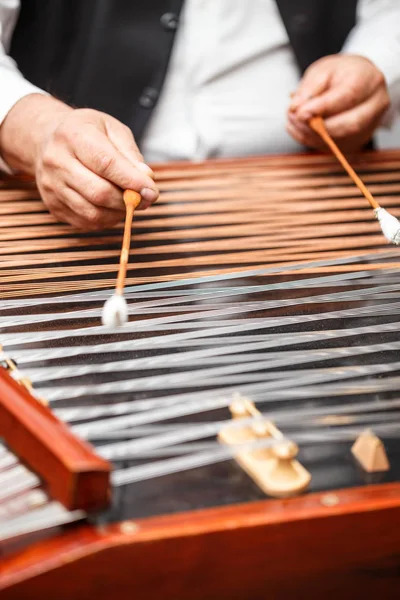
top-left (309, 116), bottom-right (400, 245)
top-left (101, 190), bottom-right (141, 327)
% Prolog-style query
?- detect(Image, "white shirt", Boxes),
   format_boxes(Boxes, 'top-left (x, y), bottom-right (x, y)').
top-left (142, 0), bottom-right (304, 160)
top-left (0, 0), bottom-right (400, 163)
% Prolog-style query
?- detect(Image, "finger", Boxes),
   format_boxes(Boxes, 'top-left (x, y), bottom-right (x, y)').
top-left (287, 113), bottom-right (324, 147)
top-left (323, 90), bottom-right (389, 141)
top-left (286, 122), bottom-right (318, 150)
top-left (296, 82), bottom-right (370, 122)
top-left (64, 157), bottom-right (125, 211)
top-left (55, 201), bottom-right (95, 230)
top-left (39, 192), bottom-right (71, 226)
top-left (38, 148), bottom-right (127, 214)
top-left (286, 119), bottom-right (326, 151)
top-left (40, 191), bottom-right (94, 230)
top-left (105, 117), bottom-right (154, 178)
top-left (105, 116), bottom-right (144, 161)
top-left (64, 186), bottom-right (125, 230)
top-left (290, 66), bottom-right (330, 112)
top-left (73, 125), bottom-right (159, 204)
top-left (46, 185), bottom-right (125, 230)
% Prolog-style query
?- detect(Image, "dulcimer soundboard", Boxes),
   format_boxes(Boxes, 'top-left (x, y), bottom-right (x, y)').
top-left (1, 150), bottom-right (400, 599)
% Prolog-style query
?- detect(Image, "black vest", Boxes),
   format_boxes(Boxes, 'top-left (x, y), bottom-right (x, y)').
top-left (10, 0), bottom-right (358, 142)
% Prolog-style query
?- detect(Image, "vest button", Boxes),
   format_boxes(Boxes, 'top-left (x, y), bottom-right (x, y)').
top-left (139, 87), bottom-right (158, 109)
top-left (160, 12), bottom-right (179, 31)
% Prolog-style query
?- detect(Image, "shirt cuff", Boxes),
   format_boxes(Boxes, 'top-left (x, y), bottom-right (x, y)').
top-left (0, 65), bottom-right (48, 173)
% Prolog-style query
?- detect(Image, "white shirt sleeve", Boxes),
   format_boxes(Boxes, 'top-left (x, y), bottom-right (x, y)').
top-left (0, 0), bottom-right (47, 127)
top-left (342, 0), bottom-right (400, 122)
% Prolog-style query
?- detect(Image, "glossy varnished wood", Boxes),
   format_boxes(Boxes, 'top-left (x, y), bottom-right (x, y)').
top-left (1, 483), bottom-right (400, 599)
top-left (2, 150), bottom-right (400, 598)
top-left (0, 367), bottom-right (111, 511)
top-left (2, 149), bottom-right (400, 297)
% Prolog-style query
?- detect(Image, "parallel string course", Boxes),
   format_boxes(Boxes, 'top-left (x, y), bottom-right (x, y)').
top-left (2, 150), bottom-right (400, 544)
top-left (1, 150), bottom-right (400, 297)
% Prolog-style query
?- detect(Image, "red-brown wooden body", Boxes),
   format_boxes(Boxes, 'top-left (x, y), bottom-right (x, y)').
top-left (1, 483), bottom-right (400, 599)
top-left (0, 367), bottom-right (111, 511)
top-left (2, 151), bottom-right (400, 598)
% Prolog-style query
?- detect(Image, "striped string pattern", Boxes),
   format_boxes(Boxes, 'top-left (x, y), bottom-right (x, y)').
top-left (2, 150), bottom-right (400, 546)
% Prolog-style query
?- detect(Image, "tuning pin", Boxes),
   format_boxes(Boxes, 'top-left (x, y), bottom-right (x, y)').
top-left (265, 440), bottom-right (311, 497)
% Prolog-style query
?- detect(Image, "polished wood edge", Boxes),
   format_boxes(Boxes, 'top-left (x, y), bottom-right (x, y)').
top-left (2, 481), bottom-right (400, 590)
top-left (0, 367), bottom-right (111, 511)
top-left (1, 149), bottom-right (399, 185)
top-left (150, 148), bottom-right (400, 171)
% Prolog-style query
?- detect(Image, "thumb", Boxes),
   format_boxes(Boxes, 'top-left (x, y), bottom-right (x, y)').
top-left (104, 116), bottom-right (154, 178)
top-left (296, 86), bottom-right (357, 122)
top-left (290, 65), bottom-right (331, 112)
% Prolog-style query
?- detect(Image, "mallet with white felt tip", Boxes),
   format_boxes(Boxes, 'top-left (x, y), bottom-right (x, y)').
top-left (309, 116), bottom-right (400, 245)
top-left (102, 190), bottom-right (141, 327)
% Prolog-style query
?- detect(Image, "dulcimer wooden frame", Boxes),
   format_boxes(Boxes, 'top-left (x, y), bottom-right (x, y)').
top-left (2, 150), bottom-right (400, 599)
top-left (1, 324), bottom-right (400, 598)
top-left (0, 366), bottom-right (111, 512)
top-left (2, 481), bottom-right (400, 599)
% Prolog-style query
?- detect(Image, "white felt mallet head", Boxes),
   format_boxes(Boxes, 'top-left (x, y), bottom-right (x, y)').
top-left (101, 293), bottom-right (128, 327)
top-left (374, 207), bottom-right (400, 245)
top-left (101, 189), bottom-right (142, 328)
top-left (308, 117), bottom-right (400, 247)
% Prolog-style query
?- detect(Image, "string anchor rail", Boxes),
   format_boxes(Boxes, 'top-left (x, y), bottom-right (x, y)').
top-left (0, 360), bottom-right (111, 512)
top-left (218, 395), bottom-right (311, 498)
top-left (0, 344), bottom-right (40, 401)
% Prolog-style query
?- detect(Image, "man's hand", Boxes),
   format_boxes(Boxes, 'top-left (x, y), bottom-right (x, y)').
top-left (0, 94), bottom-right (159, 230)
top-left (287, 54), bottom-right (390, 152)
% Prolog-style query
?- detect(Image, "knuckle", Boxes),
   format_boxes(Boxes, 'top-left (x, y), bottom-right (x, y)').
top-left (342, 87), bottom-right (358, 106)
top-left (41, 146), bottom-right (59, 170)
top-left (94, 151), bottom-right (115, 175)
top-left (121, 123), bottom-right (133, 137)
top-left (337, 119), bottom-right (360, 138)
top-left (84, 207), bottom-right (104, 229)
top-left (96, 186), bottom-right (112, 206)
top-left (85, 183), bottom-right (110, 206)
top-left (83, 207), bottom-right (118, 231)
top-left (52, 123), bottom-right (68, 142)
top-left (56, 124), bottom-right (77, 145)
top-left (38, 174), bottom-right (55, 194)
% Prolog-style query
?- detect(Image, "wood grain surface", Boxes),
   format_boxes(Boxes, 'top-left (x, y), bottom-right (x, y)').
top-left (0, 367), bottom-right (111, 511)
top-left (2, 483), bottom-right (400, 599)
top-left (2, 150), bottom-right (400, 598)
